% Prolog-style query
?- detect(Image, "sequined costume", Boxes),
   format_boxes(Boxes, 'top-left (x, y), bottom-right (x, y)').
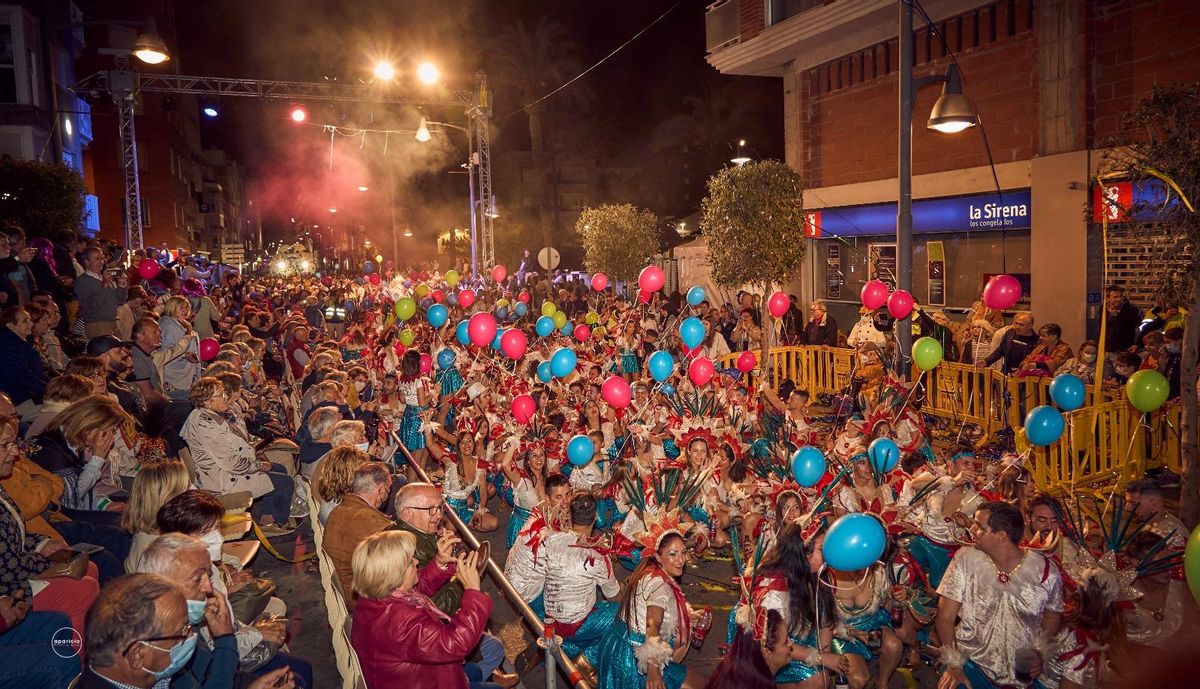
top-left (541, 530), bottom-right (621, 663)
top-left (396, 378), bottom-right (426, 451)
top-left (442, 456), bottom-right (484, 525)
top-left (594, 571), bottom-right (691, 689)
top-left (937, 546), bottom-right (1064, 687)
top-left (898, 475), bottom-right (981, 587)
top-left (729, 574), bottom-right (821, 684)
top-left (506, 477), bottom-right (540, 549)
top-left (504, 508), bottom-right (554, 619)
top-left (833, 567), bottom-right (893, 660)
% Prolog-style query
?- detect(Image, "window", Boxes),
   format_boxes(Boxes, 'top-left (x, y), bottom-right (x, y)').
top-left (0, 25), bottom-right (15, 103)
top-left (139, 197), bottom-right (150, 227)
top-left (767, 0), bottom-right (825, 26)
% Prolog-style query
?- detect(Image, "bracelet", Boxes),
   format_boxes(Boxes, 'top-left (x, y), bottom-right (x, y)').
top-left (806, 648), bottom-right (823, 666)
top-left (939, 645), bottom-right (966, 669)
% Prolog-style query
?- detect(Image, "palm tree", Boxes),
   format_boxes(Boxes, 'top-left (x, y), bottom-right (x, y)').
top-left (490, 17), bottom-right (588, 250)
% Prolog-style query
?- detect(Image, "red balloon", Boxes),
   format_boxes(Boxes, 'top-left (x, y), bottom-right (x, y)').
top-left (637, 289), bottom-right (652, 304)
top-left (511, 394), bottom-right (536, 424)
top-left (517, 291), bottom-right (531, 304)
top-left (419, 353), bottom-right (433, 374)
top-left (591, 273), bottom-right (608, 291)
top-left (982, 274), bottom-right (1022, 311)
top-left (458, 289), bottom-right (476, 309)
top-left (500, 328), bottom-right (528, 360)
top-left (767, 291), bottom-right (790, 318)
top-left (574, 324), bottom-right (591, 342)
top-left (861, 280), bottom-right (890, 310)
top-left (601, 376), bottom-right (631, 409)
top-left (368, 273), bottom-right (381, 286)
top-left (467, 312), bottom-right (497, 347)
top-left (689, 357), bottom-right (715, 386)
top-left (394, 342), bottom-right (406, 356)
top-left (492, 264), bottom-right (507, 283)
top-left (887, 290), bottom-right (914, 319)
top-left (137, 259), bottom-right (160, 280)
top-left (431, 290), bottom-right (445, 304)
top-left (321, 275), bottom-right (333, 288)
top-left (638, 265), bottom-right (665, 293)
top-left (198, 337), bottom-right (220, 362)
top-left (736, 350), bottom-right (757, 373)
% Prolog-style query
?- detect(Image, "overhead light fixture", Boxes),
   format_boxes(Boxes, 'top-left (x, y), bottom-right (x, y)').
top-left (403, 228), bottom-right (413, 237)
top-left (415, 117), bottom-right (431, 142)
top-left (201, 100), bottom-right (219, 118)
top-left (927, 65), bottom-right (978, 134)
top-left (417, 62), bottom-right (439, 85)
top-left (373, 61), bottom-right (395, 81)
top-left (132, 17), bottom-right (170, 65)
top-left (731, 138), bottom-right (751, 166)
top-left (357, 185), bottom-right (369, 192)
top-left (290, 106), bottom-right (307, 123)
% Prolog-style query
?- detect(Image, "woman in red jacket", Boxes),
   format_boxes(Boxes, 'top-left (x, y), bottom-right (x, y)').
top-left (350, 530), bottom-right (490, 689)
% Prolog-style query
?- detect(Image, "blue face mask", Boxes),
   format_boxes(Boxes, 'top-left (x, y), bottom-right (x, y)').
top-left (142, 633), bottom-right (197, 680)
top-left (186, 599), bottom-right (207, 625)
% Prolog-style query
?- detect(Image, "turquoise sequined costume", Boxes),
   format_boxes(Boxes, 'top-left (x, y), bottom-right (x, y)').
top-left (506, 504), bottom-right (533, 549)
top-left (620, 348), bottom-right (640, 375)
top-left (594, 624), bottom-right (686, 689)
top-left (561, 600), bottom-right (620, 667)
top-left (398, 405), bottom-right (426, 450)
top-left (834, 568), bottom-right (893, 661)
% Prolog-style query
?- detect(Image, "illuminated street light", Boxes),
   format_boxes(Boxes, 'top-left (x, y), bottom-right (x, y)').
top-left (416, 62), bottom-right (439, 85)
top-left (290, 106), bottom-right (307, 123)
top-left (328, 208), bottom-right (338, 214)
top-left (132, 17), bottom-right (170, 64)
top-left (731, 139), bottom-right (751, 166)
top-left (373, 61), bottom-right (396, 81)
top-left (926, 66), bottom-right (978, 134)
top-left (357, 185), bottom-right (369, 192)
top-left (403, 228), bottom-right (413, 237)
top-left (415, 117), bottom-right (431, 142)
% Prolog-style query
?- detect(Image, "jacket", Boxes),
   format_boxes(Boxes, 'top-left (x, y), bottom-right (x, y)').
top-left (323, 494), bottom-right (394, 606)
top-left (0, 455), bottom-right (64, 538)
top-left (0, 484), bottom-right (50, 598)
top-left (351, 563), bottom-right (492, 689)
top-left (391, 519), bottom-right (463, 614)
top-left (159, 315), bottom-right (200, 395)
top-left (180, 408), bottom-right (273, 498)
top-left (1105, 300), bottom-right (1142, 352)
top-left (73, 271), bottom-right (124, 324)
top-left (172, 631), bottom-right (239, 689)
top-left (800, 315), bottom-right (839, 347)
top-left (26, 429), bottom-right (105, 511)
top-left (0, 326), bottom-right (47, 405)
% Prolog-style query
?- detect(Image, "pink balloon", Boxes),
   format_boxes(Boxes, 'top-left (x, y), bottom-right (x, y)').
top-left (511, 394), bottom-right (536, 424)
top-left (601, 376), bottom-right (631, 409)
top-left (767, 291), bottom-right (790, 318)
top-left (419, 353), bottom-right (433, 374)
top-left (467, 312), bottom-right (497, 347)
top-left (198, 337), bottom-right (220, 362)
top-left (861, 280), bottom-right (890, 310)
top-left (637, 289), bottom-right (651, 304)
top-left (430, 290), bottom-right (444, 304)
top-left (638, 265), bottom-right (665, 293)
top-left (492, 265), bottom-right (507, 283)
top-left (574, 324), bottom-right (591, 342)
top-left (887, 290), bottom-right (914, 319)
top-left (689, 357), bottom-right (715, 386)
top-left (736, 350), bottom-right (757, 373)
top-left (500, 328), bottom-right (528, 360)
top-left (591, 273), bottom-right (608, 291)
top-left (458, 289), bottom-right (476, 309)
top-left (982, 274), bottom-right (1022, 311)
top-left (518, 291), bottom-right (531, 304)
top-left (368, 273), bottom-right (380, 286)
top-left (394, 342), bottom-right (406, 356)
top-left (137, 259), bottom-right (160, 280)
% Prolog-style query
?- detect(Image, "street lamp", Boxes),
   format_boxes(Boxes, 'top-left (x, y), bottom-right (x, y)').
top-left (417, 62), bottom-right (440, 85)
top-left (373, 61), bottom-right (396, 81)
top-left (415, 117), bottom-right (482, 278)
top-left (731, 139), bottom-right (751, 166)
top-left (132, 18), bottom-right (170, 65)
top-left (414, 117), bottom-right (431, 142)
top-left (896, 2), bottom-right (978, 369)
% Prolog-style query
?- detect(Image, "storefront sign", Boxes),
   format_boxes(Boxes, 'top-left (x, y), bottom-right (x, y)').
top-left (927, 241), bottom-right (945, 306)
top-left (804, 189), bottom-right (1032, 238)
top-left (825, 244), bottom-right (842, 299)
top-left (868, 243), bottom-right (897, 289)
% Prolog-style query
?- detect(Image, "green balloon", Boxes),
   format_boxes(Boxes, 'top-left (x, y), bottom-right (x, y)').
top-left (541, 301), bottom-right (557, 317)
top-left (399, 328), bottom-right (415, 347)
top-left (912, 336), bottom-right (943, 371)
top-left (1186, 524), bottom-right (1200, 607)
top-left (552, 311), bottom-right (567, 329)
top-left (395, 297), bottom-right (417, 321)
top-left (415, 284), bottom-right (429, 297)
top-left (585, 311), bottom-right (599, 325)
top-left (445, 270), bottom-right (460, 287)
top-left (1125, 369), bottom-right (1170, 412)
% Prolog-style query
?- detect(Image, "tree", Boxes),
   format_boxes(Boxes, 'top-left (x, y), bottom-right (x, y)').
top-left (576, 204), bottom-right (659, 284)
top-left (0, 159), bottom-right (88, 241)
top-left (701, 160), bottom-right (806, 362)
top-left (1104, 84), bottom-right (1200, 528)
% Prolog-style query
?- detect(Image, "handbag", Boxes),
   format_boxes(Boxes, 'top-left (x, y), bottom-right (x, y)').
top-left (35, 552), bottom-right (89, 580)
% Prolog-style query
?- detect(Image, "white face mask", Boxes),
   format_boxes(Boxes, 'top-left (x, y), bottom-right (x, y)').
top-left (355, 442), bottom-right (370, 453)
top-left (200, 529), bottom-right (224, 562)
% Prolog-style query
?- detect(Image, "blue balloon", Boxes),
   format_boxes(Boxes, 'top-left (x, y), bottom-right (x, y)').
top-left (362, 261), bottom-right (376, 274)
top-left (679, 317), bottom-right (705, 349)
top-left (491, 330), bottom-right (504, 351)
top-left (436, 348), bottom-right (456, 370)
top-left (455, 320), bottom-right (470, 346)
top-left (560, 322), bottom-right (574, 337)
top-left (515, 302), bottom-right (528, 317)
top-left (868, 437), bottom-right (900, 473)
top-left (447, 292), bottom-right (459, 306)
top-left (496, 306), bottom-right (509, 320)
top-left (660, 383), bottom-right (676, 396)
top-left (566, 434), bottom-right (595, 466)
top-left (420, 297), bottom-right (433, 309)
top-left (536, 316), bottom-right (555, 338)
top-left (550, 348), bottom-right (577, 378)
top-left (537, 361), bottom-right (553, 383)
top-left (1024, 405), bottom-right (1065, 446)
top-left (647, 350), bottom-right (675, 382)
top-left (686, 286), bottom-right (705, 307)
top-left (791, 446), bottom-right (827, 487)
top-left (1049, 374), bottom-right (1086, 412)
top-left (822, 513), bottom-right (887, 571)
top-left (426, 304), bottom-right (449, 328)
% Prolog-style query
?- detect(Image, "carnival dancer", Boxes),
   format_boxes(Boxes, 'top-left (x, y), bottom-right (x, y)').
top-left (831, 560), bottom-right (904, 689)
top-left (503, 474), bottom-right (572, 620)
top-left (423, 422), bottom-right (499, 532)
top-left (594, 510), bottom-right (707, 689)
top-left (899, 446), bottom-right (983, 587)
top-left (498, 435), bottom-right (554, 548)
top-left (396, 349), bottom-right (434, 470)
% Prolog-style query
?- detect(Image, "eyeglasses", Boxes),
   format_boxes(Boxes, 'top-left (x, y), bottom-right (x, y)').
top-left (122, 624), bottom-right (193, 655)
top-left (408, 504), bottom-right (443, 516)
top-left (0, 440), bottom-right (19, 453)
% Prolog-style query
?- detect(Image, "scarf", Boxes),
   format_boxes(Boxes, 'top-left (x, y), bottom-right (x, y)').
top-left (390, 587), bottom-right (451, 623)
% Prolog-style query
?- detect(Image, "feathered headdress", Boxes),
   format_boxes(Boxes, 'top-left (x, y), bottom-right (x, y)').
top-left (633, 508), bottom-right (689, 553)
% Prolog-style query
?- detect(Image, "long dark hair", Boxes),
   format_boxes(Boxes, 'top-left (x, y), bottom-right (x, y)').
top-left (757, 523), bottom-right (834, 635)
top-left (705, 609), bottom-right (782, 689)
top-left (400, 349), bottom-right (421, 379)
top-left (620, 533), bottom-right (685, 625)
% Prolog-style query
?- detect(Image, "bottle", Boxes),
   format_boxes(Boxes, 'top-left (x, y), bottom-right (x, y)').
top-left (690, 607), bottom-right (713, 650)
top-left (834, 672), bottom-right (850, 689)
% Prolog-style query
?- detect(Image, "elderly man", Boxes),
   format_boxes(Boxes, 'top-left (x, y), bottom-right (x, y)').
top-left (981, 312), bottom-right (1039, 374)
top-left (74, 246), bottom-right (126, 338)
top-left (131, 316), bottom-right (190, 406)
top-left (0, 306), bottom-right (47, 419)
top-left (298, 406), bottom-right (339, 479)
top-left (799, 299), bottom-right (838, 347)
top-left (323, 462), bottom-right (394, 606)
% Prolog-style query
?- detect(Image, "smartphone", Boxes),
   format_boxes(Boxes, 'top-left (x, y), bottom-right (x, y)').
top-left (71, 543), bottom-right (105, 556)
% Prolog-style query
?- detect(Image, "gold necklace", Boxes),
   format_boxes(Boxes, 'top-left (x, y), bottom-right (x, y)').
top-left (984, 550), bottom-right (1026, 584)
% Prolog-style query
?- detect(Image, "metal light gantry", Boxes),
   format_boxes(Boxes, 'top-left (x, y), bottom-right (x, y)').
top-left (73, 69), bottom-right (495, 268)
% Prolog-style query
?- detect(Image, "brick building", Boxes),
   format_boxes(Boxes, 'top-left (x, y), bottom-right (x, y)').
top-left (705, 0), bottom-right (1200, 345)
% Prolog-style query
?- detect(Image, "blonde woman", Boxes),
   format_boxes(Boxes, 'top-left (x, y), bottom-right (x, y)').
top-left (158, 295), bottom-right (200, 400)
top-left (25, 373), bottom-right (93, 438)
top-left (313, 446), bottom-right (370, 525)
top-left (27, 394), bottom-right (133, 513)
top-left (119, 458), bottom-right (190, 572)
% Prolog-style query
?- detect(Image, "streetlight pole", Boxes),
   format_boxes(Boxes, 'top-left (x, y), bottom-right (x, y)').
top-left (897, 0), bottom-right (915, 370)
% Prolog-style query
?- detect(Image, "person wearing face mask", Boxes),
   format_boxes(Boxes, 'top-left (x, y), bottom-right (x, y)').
top-left (1157, 328), bottom-right (1183, 399)
top-left (78, 573), bottom-right (295, 689)
top-left (1106, 352), bottom-right (1142, 390)
top-left (323, 461), bottom-right (395, 608)
top-left (1055, 340), bottom-right (1100, 384)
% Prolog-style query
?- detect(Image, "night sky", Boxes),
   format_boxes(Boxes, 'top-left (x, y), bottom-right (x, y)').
top-left (172, 0), bottom-right (782, 251)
